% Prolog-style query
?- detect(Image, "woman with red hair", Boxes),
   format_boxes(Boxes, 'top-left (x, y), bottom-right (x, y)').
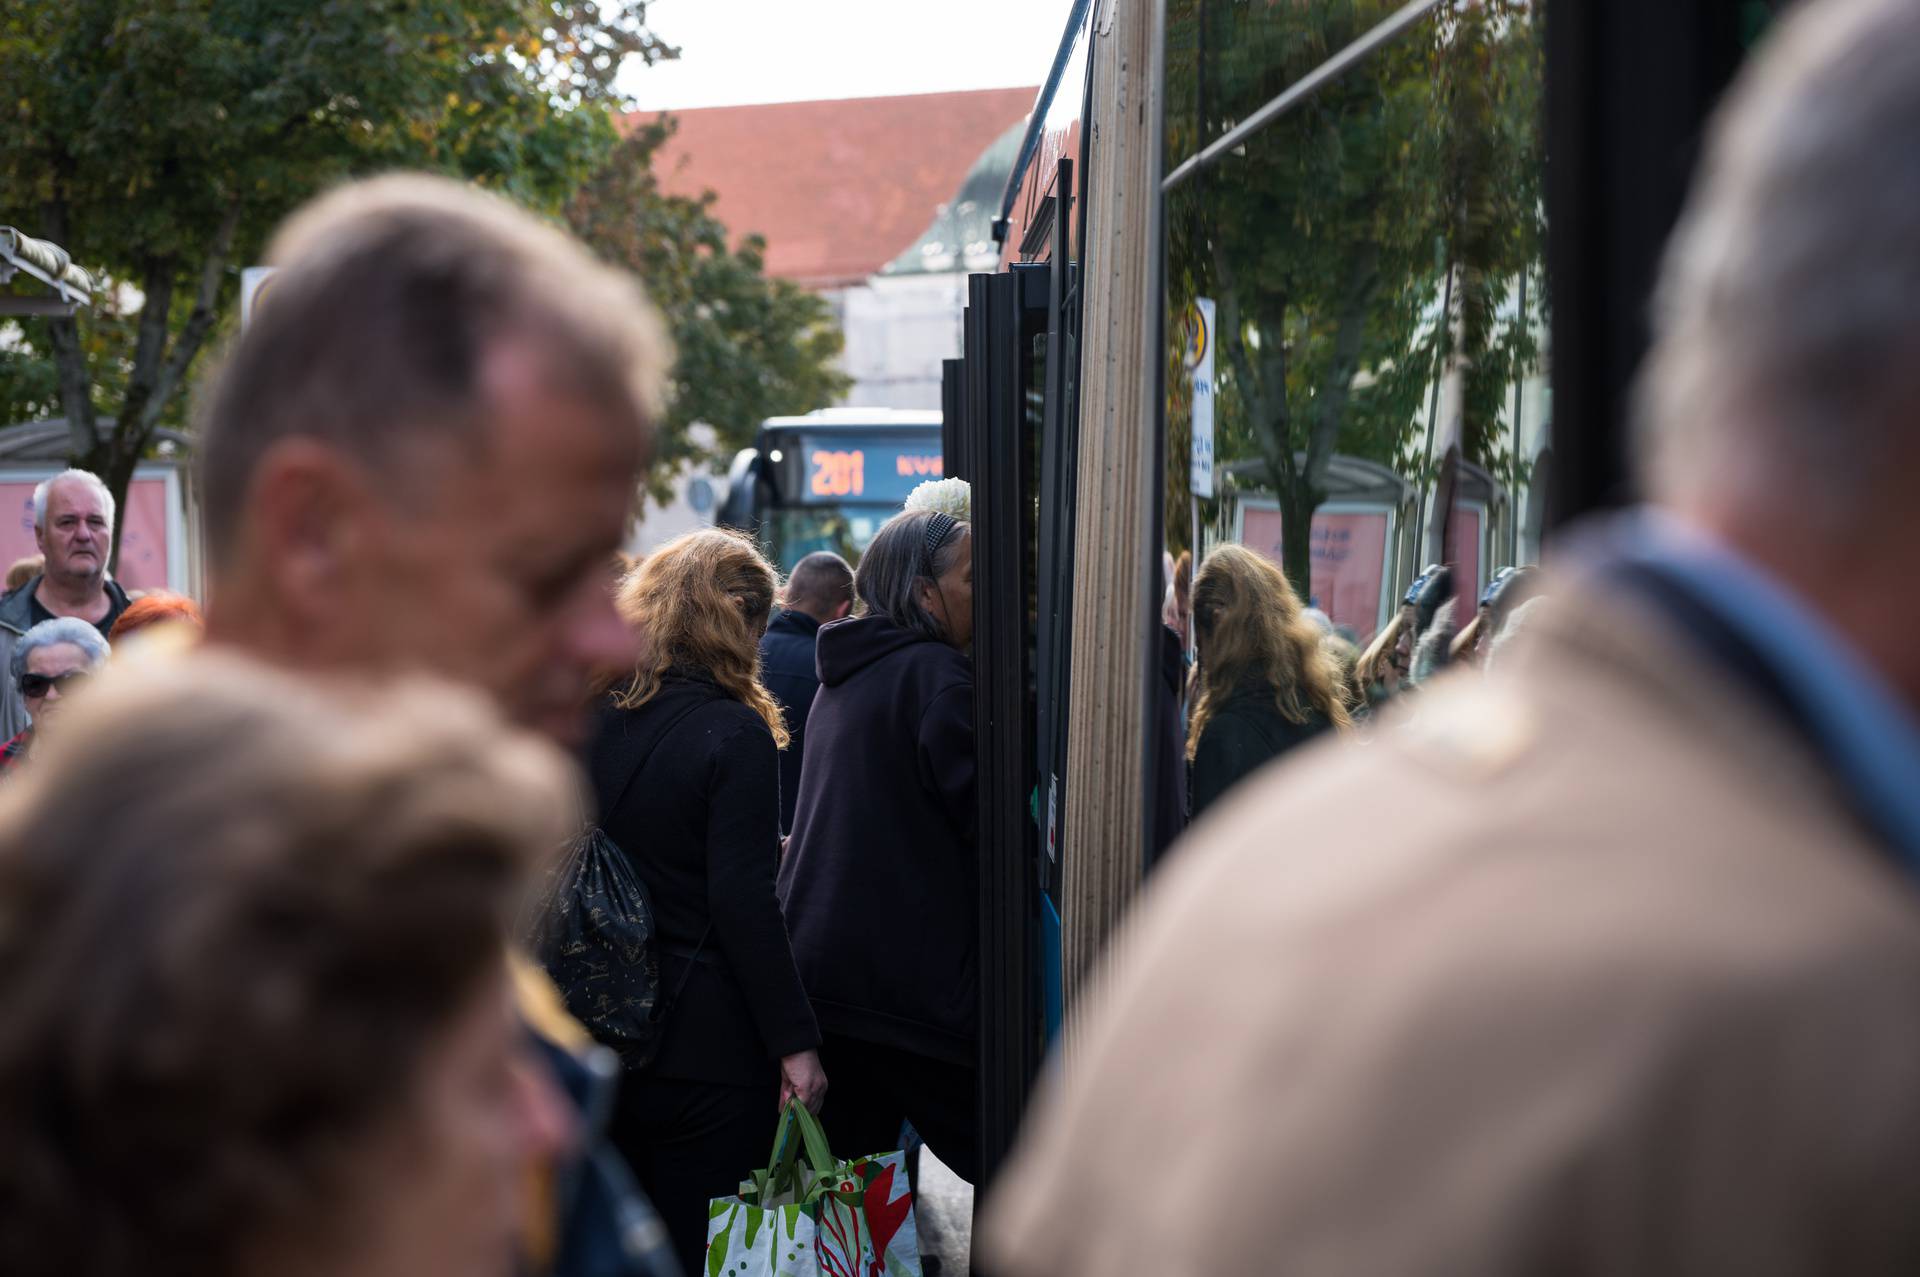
top-left (106, 591), bottom-right (204, 645)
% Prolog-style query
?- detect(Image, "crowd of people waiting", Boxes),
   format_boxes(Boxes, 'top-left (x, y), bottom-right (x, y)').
top-left (0, 174), bottom-right (681, 1277)
top-left (1, 469), bottom-right (206, 771)
top-left (0, 171), bottom-right (986, 1277)
top-left (576, 507), bottom-right (979, 1272)
top-left (0, 482), bottom-right (980, 1276)
top-left (8, 3), bottom-right (1920, 1274)
top-left (2, 193), bottom-right (1504, 1271)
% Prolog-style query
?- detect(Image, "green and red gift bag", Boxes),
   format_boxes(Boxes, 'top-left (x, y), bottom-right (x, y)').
top-left (705, 1102), bottom-right (921, 1277)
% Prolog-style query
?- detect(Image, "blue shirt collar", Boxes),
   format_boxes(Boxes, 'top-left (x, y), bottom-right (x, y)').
top-left (1573, 510), bottom-right (1920, 868)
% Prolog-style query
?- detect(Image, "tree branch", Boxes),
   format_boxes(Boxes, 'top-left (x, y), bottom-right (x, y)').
top-left (1303, 240), bottom-right (1382, 492)
top-left (112, 253), bottom-right (181, 450)
top-left (1211, 238), bottom-right (1294, 492)
top-left (130, 197), bottom-right (242, 445)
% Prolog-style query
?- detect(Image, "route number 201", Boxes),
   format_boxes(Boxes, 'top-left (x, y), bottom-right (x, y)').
top-left (809, 449), bottom-right (866, 498)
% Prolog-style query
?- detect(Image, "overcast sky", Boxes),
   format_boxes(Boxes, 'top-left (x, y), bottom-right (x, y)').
top-left (619, 0), bottom-right (1078, 110)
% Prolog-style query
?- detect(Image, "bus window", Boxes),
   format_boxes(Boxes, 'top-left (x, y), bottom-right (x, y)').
top-left (1162, 0), bottom-right (1548, 809)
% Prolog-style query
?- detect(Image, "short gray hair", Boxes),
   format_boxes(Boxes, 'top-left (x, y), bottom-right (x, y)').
top-left (1636, 0), bottom-right (1920, 526)
top-left (855, 510), bottom-right (969, 644)
top-left (11, 618), bottom-right (111, 685)
top-left (32, 470), bottom-right (115, 533)
top-left (786, 551), bottom-right (854, 613)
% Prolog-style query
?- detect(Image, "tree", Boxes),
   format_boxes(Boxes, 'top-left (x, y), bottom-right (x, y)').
top-left (1163, 0), bottom-right (1545, 589)
top-left (0, 0), bottom-right (674, 561)
top-left (567, 118), bottom-right (850, 506)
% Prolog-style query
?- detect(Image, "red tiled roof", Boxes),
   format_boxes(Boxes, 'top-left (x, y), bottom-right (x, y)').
top-left (627, 87), bottom-right (1038, 289)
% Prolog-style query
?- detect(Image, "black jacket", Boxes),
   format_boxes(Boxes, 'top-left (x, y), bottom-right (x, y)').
top-left (1190, 685), bottom-right (1330, 819)
top-left (776, 615), bottom-right (976, 1066)
top-left (1148, 624), bottom-right (1192, 869)
top-left (588, 674), bottom-right (820, 1087)
top-left (759, 609), bottom-right (824, 834)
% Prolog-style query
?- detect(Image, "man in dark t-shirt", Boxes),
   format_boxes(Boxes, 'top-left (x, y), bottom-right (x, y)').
top-left (26, 583), bottom-right (129, 635)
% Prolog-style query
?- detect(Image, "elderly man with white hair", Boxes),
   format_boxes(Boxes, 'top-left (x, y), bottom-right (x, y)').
top-left (0, 617), bottom-right (111, 772)
top-left (985, 1), bottom-right (1920, 1275)
top-left (0, 469), bottom-right (130, 743)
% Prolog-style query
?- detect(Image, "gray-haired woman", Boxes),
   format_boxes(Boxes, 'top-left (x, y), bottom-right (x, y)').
top-left (775, 508), bottom-right (979, 1184)
top-left (2, 617), bottom-right (111, 772)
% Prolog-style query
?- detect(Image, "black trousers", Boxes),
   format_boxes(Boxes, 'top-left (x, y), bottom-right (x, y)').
top-left (817, 1032), bottom-right (980, 1186)
top-left (610, 1073), bottom-right (778, 1277)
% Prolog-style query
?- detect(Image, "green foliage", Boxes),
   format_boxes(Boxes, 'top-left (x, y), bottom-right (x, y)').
top-left (0, 0), bottom-right (674, 558)
top-left (1, 292), bottom-right (155, 431)
top-left (1164, 0), bottom-right (1546, 587)
top-left (0, 331), bottom-right (61, 425)
top-left (568, 120), bottom-right (850, 507)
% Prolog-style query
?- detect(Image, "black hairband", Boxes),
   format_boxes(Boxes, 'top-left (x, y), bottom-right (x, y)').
top-left (921, 512), bottom-right (958, 577)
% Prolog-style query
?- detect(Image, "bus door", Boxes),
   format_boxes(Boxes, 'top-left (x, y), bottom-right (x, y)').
top-left (955, 257), bottom-right (1049, 1192)
top-left (949, 143), bottom-right (1085, 1193)
top-left (1032, 158), bottom-right (1080, 1043)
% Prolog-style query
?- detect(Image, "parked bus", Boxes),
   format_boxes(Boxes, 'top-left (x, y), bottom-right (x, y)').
top-left (716, 408), bottom-right (943, 572)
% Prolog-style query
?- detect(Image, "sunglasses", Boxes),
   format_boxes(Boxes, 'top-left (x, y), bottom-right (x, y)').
top-left (19, 669), bottom-right (89, 699)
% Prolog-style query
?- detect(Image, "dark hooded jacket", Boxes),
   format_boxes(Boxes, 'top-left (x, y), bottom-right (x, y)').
top-left (776, 614), bottom-right (976, 1065)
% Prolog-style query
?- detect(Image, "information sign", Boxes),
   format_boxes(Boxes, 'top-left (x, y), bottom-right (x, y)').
top-left (1189, 298), bottom-right (1216, 499)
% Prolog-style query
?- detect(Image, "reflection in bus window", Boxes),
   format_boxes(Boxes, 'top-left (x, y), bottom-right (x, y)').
top-left (1186, 544), bottom-right (1353, 820)
top-left (1162, 0), bottom-right (1548, 809)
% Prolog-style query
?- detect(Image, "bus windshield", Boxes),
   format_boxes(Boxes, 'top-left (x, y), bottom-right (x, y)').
top-left (769, 506), bottom-right (896, 569)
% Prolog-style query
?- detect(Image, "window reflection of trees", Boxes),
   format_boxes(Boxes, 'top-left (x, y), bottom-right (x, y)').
top-left (1166, 1), bottom-right (1547, 619)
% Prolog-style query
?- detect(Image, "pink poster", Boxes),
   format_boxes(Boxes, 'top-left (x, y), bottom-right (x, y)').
top-left (0, 475), bottom-right (173, 592)
top-left (1239, 507), bottom-right (1390, 642)
top-left (1447, 505), bottom-right (1483, 604)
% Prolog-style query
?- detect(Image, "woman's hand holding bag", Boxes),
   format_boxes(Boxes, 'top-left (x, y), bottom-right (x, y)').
top-left (779, 1050), bottom-right (829, 1114)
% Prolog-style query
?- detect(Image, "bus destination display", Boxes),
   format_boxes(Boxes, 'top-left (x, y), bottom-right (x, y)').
top-left (793, 436), bottom-right (943, 505)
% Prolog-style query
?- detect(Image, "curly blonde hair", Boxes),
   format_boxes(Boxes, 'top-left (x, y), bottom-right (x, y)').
top-left (1188, 543), bottom-right (1353, 760)
top-left (612, 530), bottom-right (789, 748)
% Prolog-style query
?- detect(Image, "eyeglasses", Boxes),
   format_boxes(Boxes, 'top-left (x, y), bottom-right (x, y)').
top-left (19, 669), bottom-right (89, 699)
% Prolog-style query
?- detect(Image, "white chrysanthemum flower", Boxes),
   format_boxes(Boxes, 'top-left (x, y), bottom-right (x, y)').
top-left (904, 477), bottom-right (971, 521)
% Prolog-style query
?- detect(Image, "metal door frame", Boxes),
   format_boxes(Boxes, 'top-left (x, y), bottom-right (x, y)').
top-left (963, 264), bottom-right (1050, 1189)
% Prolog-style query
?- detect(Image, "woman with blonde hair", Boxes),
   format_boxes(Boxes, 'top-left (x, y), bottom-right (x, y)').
top-left (585, 528), bottom-right (824, 1275)
top-left (1188, 543), bottom-right (1351, 816)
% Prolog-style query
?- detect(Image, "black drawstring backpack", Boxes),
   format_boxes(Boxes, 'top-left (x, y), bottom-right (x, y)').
top-left (528, 700), bottom-right (709, 1071)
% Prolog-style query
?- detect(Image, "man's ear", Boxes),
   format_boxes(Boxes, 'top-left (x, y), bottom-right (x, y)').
top-left (242, 438), bottom-right (378, 624)
top-left (833, 599), bottom-right (852, 622)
